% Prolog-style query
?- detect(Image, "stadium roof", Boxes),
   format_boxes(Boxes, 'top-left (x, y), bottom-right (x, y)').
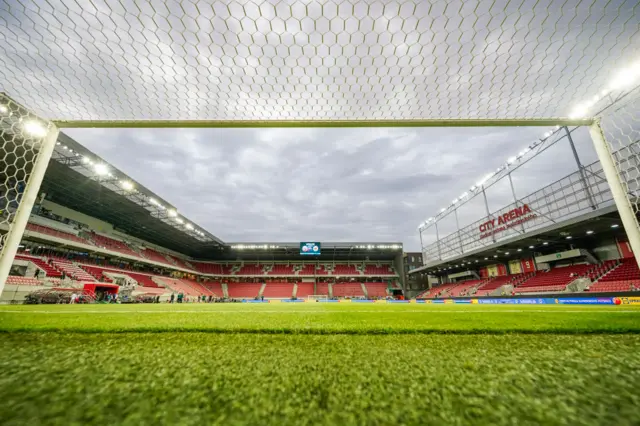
top-left (412, 206), bottom-right (624, 275)
top-left (40, 131), bottom-right (225, 257)
top-left (1, 0), bottom-right (638, 126)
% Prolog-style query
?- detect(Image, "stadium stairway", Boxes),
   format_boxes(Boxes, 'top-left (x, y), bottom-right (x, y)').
top-left (15, 255), bottom-right (63, 278)
top-left (292, 283), bottom-right (298, 298)
top-left (360, 283), bottom-right (368, 299)
top-left (221, 283), bottom-right (229, 298)
top-left (51, 260), bottom-right (96, 282)
top-left (258, 283), bottom-right (266, 298)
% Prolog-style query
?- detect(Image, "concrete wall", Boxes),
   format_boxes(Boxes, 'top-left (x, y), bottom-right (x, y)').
top-left (41, 200), bottom-right (114, 233)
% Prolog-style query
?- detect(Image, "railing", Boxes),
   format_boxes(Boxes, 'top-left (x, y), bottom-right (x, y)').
top-left (422, 161), bottom-right (613, 266)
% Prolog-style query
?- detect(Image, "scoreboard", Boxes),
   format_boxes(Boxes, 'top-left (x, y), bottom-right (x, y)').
top-left (300, 242), bottom-right (321, 256)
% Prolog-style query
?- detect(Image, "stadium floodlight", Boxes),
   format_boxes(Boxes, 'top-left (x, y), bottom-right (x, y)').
top-left (440, 208), bottom-right (446, 213)
top-left (185, 223), bottom-right (194, 230)
top-left (507, 157), bottom-right (517, 165)
top-left (0, 104), bottom-right (8, 114)
top-left (120, 180), bottom-right (134, 191)
top-left (543, 242), bottom-right (549, 245)
top-left (148, 197), bottom-right (158, 205)
top-left (566, 236), bottom-right (572, 240)
top-left (504, 252), bottom-right (510, 255)
top-left (81, 156), bottom-right (90, 164)
top-left (167, 209), bottom-right (178, 218)
top-left (517, 248), bottom-right (522, 252)
top-left (23, 120), bottom-right (48, 138)
top-left (611, 224), bottom-right (619, 228)
top-left (493, 255), bottom-right (498, 258)
top-left (529, 246), bottom-right (534, 249)
top-left (586, 230), bottom-right (594, 235)
top-left (176, 218), bottom-right (184, 224)
top-left (93, 163), bottom-right (109, 176)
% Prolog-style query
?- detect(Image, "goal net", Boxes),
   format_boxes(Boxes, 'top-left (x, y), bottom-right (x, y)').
top-left (307, 295), bottom-right (328, 302)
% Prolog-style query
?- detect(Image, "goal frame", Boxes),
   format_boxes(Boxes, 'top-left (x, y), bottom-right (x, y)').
top-left (307, 295), bottom-right (329, 302)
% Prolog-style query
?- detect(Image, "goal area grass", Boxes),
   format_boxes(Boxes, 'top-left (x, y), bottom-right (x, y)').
top-left (1, 303), bottom-right (639, 425)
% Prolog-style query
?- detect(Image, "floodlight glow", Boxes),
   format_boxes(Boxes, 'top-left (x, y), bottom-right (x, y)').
top-left (176, 218), bottom-right (184, 224)
top-left (149, 198), bottom-right (158, 205)
top-left (81, 156), bottom-right (90, 164)
top-left (470, 186), bottom-right (476, 191)
top-left (566, 236), bottom-right (572, 240)
top-left (167, 209), bottom-right (178, 217)
top-left (529, 245), bottom-right (534, 249)
top-left (543, 242), bottom-right (549, 245)
top-left (517, 248), bottom-right (522, 252)
top-left (120, 180), bottom-right (134, 191)
top-left (185, 223), bottom-right (193, 230)
top-left (586, 230), bottom-right (594, 235)
top-left (507, 157), bottom-right (516, 164)
top-left (0, 104), bottom-right (8, 114)
top-left (544, 131), bottom-right (551, 138)
top-left (440, 208), bottom-right (446, 213)
top-left (94, 163), bottom-right (109, 176)
top-left (504, 252), bottom-right (510, 255)
top-left (611, 224), bottom-right (619, 228)
top-left (23, 120), bottom-right (48, 138)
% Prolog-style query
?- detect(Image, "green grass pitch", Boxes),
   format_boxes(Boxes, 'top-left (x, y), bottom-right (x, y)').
top-left (1, 303), bottom-right (639, 425)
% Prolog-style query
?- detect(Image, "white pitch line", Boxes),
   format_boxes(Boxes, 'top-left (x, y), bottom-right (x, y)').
top-left (0, 309), bottom-right (639, 314)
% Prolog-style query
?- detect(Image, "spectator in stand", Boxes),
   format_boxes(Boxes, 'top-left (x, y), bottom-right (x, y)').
top-left (170, 293), bottom-right (175, 304)
top-left (69, 293), bottom-right (76, 304)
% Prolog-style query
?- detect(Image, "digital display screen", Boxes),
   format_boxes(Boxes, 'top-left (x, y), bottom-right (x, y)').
top-left (300, 242), bottom-right (321, 256)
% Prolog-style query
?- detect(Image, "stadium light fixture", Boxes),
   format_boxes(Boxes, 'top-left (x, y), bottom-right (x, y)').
top-left (529, 245), bottom-right (534, 249)
top-left (566, 236), bottom-right (572, 240)
top-left (484, 257), bottom-right (488, 260)
top-left (176, 218), bottom-right (184, 224)
top-left (493, 255), bottom-right (498, 258)
top-left (185, 223), bottom-right (194, 230)
top-left (93, 163), bottom-right (109, 176)
top-left (517, 248), bottom-right (522, 252)
top-left (611, 224), bottom-right (619, 228)
top-left (504, 252), bottom-right (510, 255)
top-left (167, 209), bottom-right (178, 218)
top-left (81, 156), bottom-right (90, 164)
top-left (543, 242), bottom-right (549, 245)
top-left (586, 230), bottom-right (594, 235)
top-left (23, 120), bottom-right (48, 138)
top-left (120, 180), bottom-right (134, 191)
top-left (0, 104), bottom-right (8, 114)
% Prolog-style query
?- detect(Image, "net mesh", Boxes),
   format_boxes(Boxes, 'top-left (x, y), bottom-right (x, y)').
top-left (1, 0), bottom-right (639, 122)
top-left (0, 95), bottom-right (54, 256)
top-left (597, 86), bottom-right (640, 232)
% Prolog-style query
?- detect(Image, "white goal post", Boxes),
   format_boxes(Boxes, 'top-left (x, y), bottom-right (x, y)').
top-left (307, 295), bottom-right (328, 302)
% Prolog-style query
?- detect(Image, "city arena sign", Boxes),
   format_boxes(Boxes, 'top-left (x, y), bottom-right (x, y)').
top-left (479, 204), bottom-right (537, 240)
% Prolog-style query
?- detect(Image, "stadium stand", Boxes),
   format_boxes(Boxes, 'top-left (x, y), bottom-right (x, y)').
top-left (79, 264), bottom-right (160, 288)
top-left (315, 265), bottom-right (330, 276)
top-left (26, 223), bottom-right (89, 245)
top-left (364, 282), bottom-right (388, 298)
top-left (261, 282), bottom-right (295, 298)
top-left (15, 255), bottom-right (63, 278)
top-left (596, 258), bottom-right (640, 282)
top-left (201, 282), bottom-right (224, 297)
top-left (515, 265), bottom-right (592, 293)
top-left (586, 259), bottom-right (640, 292)
top-left (268, 264), bottom-right (295, 276)
top-left (140, 247), bottom-right (173, 265)
top-left (166, 254), bottom-right (193, 270)
top-left (236, 264), bottom-right (265, 275)
top-left (295, 282), bottom-right (315, 298)
top-left (364, 264), bottom-right (394, 276)
top-left (332, 264), bottom-right (359, 275)
top-left (155, 277), bottom-right (201, 296)
top-left (51, 260), bottom-right (96, 281)
top-left (191, 262), bottom-right (231, 275)
top-left (474, 276), bottom-right (516, 297)
top-left (298, 264), bottom-right (316, 275)
top-left (6, 276), bottom-right (42, 286)
top-left (332, 283), bottom-right (365, 297)
top-left (180, 279), bottom-right (216, 296)
top-left (448, 279), bottom-right (485, 297)
top-left (226, 283), bottom-right (262, 299)
top-left (87, 233), bottom-right (140, 258)
top-left (315, 282), bottom-right (330, 296)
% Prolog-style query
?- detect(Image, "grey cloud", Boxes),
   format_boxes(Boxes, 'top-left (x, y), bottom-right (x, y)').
top-left (65, 124), bottom-right (594, 252)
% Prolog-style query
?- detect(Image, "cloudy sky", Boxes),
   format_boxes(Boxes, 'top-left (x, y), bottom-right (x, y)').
top-left (66, 125), bottom-right (598, 251)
